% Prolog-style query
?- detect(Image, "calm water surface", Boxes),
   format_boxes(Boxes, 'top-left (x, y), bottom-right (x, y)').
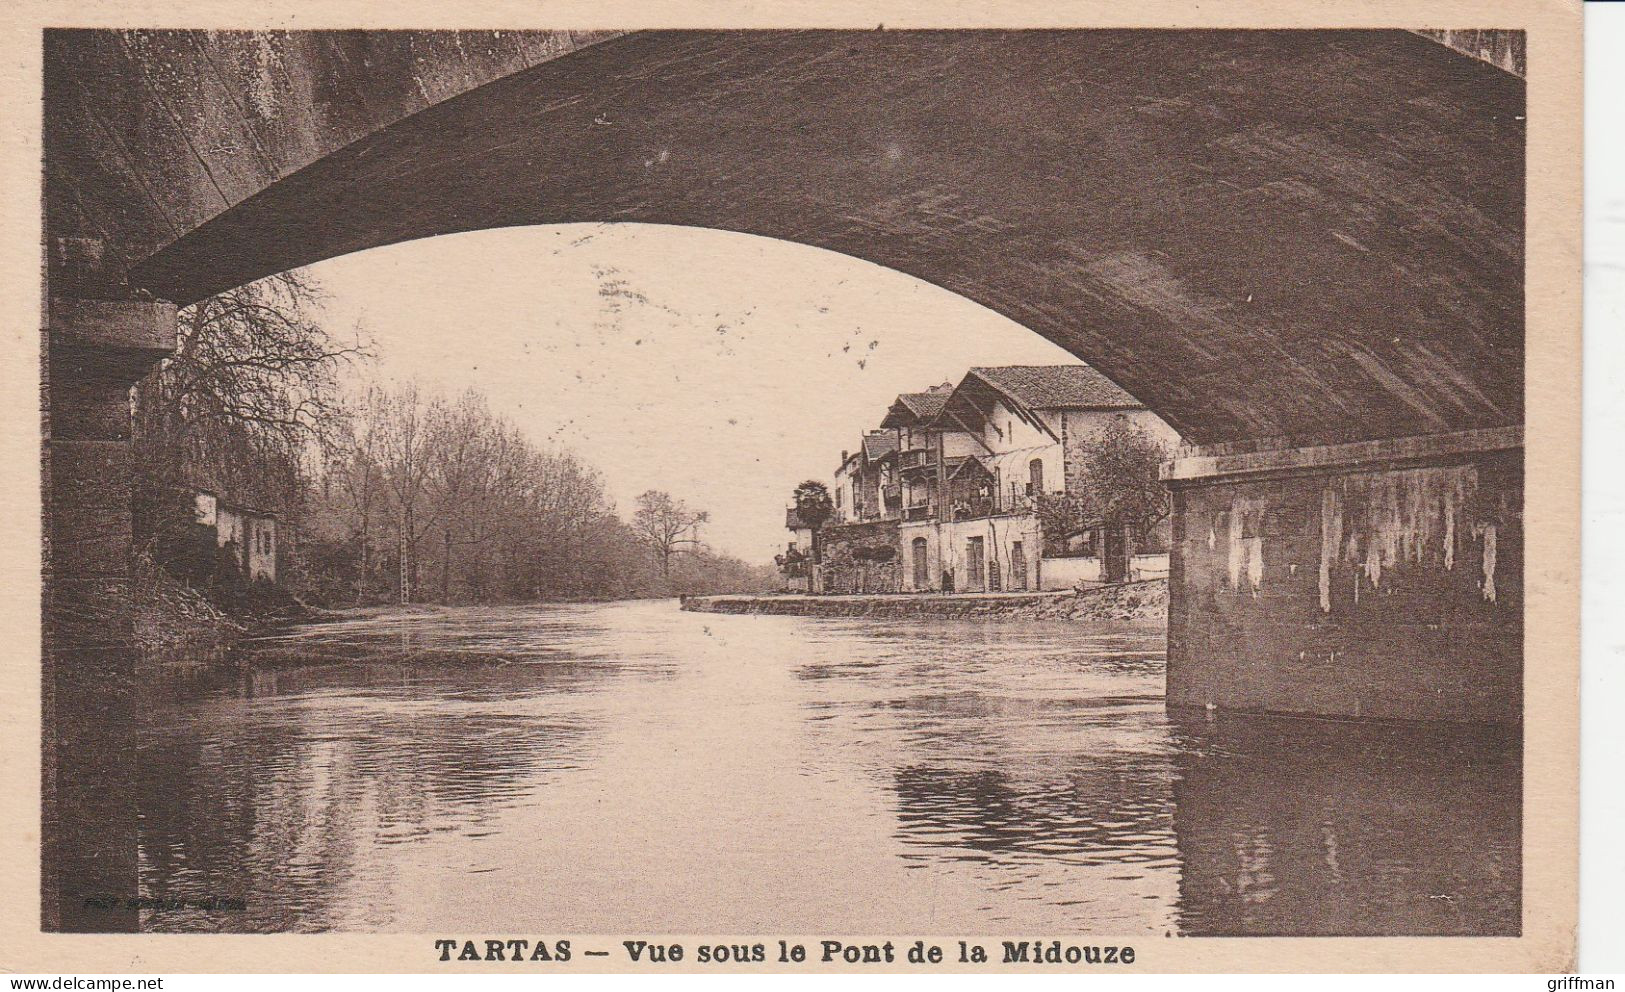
top-left (134, 600), bottom-right (1519, 934)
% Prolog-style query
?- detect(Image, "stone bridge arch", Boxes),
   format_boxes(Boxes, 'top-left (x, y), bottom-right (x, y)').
top-left (49, 27), bottom-right (1524, 444)
top-left (41, 28), bottom-right (1526, 931)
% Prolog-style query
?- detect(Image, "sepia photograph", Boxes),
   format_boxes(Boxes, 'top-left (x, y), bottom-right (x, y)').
top-left (11, 6), bottom-right (1586, 975)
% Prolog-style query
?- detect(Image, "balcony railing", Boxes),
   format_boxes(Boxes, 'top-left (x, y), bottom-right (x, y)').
top-left (949, 497), bottom-right (997, 521)
top-left (898, 448), bottom-right (938, 472)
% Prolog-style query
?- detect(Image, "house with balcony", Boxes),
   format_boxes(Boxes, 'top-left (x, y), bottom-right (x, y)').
top-left (908, 365), bottom-right (1183, 593)
top-left (794, 365), bottom-right (1181, 596)
top-left (832, 430), bottom-right (900, 524)
top-left (877, 384), bottom-right (983, 591)
top-left (879, 383), bottom-right (966, 523)
top-left (862, 430), bottom-right (901, 522)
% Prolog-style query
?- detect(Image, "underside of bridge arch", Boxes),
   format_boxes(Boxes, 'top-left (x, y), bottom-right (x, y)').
top-left (50, 28), bottom-right (1523, 445)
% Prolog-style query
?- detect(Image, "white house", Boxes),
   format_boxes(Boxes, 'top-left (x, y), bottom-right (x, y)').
top-left (912, 365), bottom-right (1183, 592)
top-left (193, 490), bottom-right (279, 583)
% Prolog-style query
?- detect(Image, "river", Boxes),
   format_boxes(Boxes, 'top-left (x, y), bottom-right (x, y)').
top-left (133, 599), bottom-right (1520, 935)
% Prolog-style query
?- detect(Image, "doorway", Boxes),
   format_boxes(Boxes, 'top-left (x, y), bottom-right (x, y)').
top-left (965, 536), bottom-right (986, 591)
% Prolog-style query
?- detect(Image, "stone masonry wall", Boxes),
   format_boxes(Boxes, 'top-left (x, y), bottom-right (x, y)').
top-left (1167, 449), bottom-right (1522, 725)
top-left (818, 518), bottom-right (902, 594)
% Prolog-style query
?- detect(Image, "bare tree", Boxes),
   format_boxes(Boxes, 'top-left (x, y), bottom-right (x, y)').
top-left (134, 274), bottom-right (365, 483)
top-left (632, 490), bottom-right (709, 578)
top-left (426, 389), bottom-right (497, 600)
top-left (131, 270), bottom-right (368, 571)
top-left (319, 384), bottom-right (386, 603)
top-left (312, 382), bottom-right (769, 604)
top-left (373, 381), bottom-right (443, 603)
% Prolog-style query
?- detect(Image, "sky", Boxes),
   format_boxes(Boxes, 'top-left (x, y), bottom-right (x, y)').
top-left (302, 223), bottom-right (1079, 564)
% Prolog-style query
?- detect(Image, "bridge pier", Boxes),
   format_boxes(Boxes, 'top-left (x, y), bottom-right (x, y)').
top-left (42, 297), bottom-right (176, 931)
top-left (1163, 427), bottom-right (1523, 726)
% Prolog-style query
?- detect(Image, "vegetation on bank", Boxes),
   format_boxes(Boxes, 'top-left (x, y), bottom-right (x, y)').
top-left (129, 551), bottom-right (306, 669)
top-left (132, 271), bottom-right (775, 628)
top-left (1032, 419), bottom-right (1171, 558)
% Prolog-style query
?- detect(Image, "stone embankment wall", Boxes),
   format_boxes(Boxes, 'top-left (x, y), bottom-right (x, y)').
top-left (682, 578), bottom-right (1167, 624)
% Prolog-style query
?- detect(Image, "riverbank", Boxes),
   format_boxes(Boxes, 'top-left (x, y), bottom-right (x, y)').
top-left (135, 575), bottom-right (694, 673)
top-left (681, 578), bottom-right (1168, 623)
top-left (133, 565), bottom-right (246, 673)
top-left (133, 557), bottom-right (311, 674)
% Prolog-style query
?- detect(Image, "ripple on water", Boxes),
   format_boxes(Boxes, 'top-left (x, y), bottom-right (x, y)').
top-left (132, 601), bottom-right (1518, 935)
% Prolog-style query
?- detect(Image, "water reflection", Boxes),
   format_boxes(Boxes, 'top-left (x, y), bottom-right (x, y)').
top-left (893, 762), bottom-right (1178, 866)
top-left (135, 605), bottom-right (677, 932)
top-left (1167, 712), bottom-right (1520, 936)
top-left (133, 602), bottom-right (1518, 934)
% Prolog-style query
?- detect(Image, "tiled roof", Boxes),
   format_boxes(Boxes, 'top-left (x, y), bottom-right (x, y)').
top-left (881, 382), bottom-right (957, 428)
top-left (861, 431), bottom-right (898, 461)
top-left (968, 365), bottom-right (1142, 410)
top-left (896, 391), bottom-right (950, 420)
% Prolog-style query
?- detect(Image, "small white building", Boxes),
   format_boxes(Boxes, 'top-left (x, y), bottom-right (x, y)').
top-left (193, 490), bottom-right (279, 583)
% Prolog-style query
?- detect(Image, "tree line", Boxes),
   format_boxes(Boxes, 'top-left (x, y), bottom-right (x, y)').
top-left (132, 272), bottom-right (775, 608)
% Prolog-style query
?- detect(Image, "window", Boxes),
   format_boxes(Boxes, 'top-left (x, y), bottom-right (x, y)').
top-left (1029, 458), bottom-right (1044, 495)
